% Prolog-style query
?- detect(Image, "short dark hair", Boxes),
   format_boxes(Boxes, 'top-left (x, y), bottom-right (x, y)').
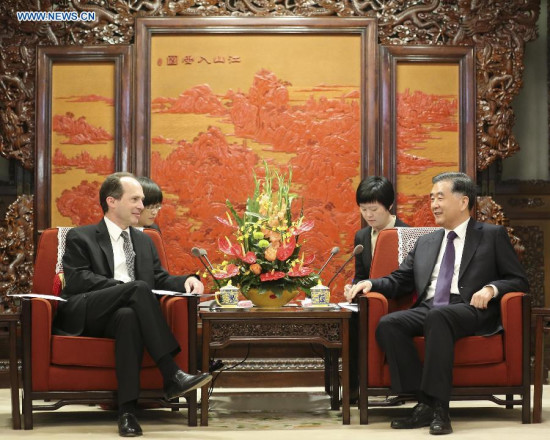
top-left (432, 172), bottom-right (476, 210)
top-left (136, 176), bottom-right (163, 207)
top-left (355, 176), bottom-right (395, 210)
top-left (99, 172), bottom-right (136, 214)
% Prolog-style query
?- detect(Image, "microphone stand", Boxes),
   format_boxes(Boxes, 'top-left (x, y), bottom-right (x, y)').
top-left (326, 245), bottom-right (364, 288)
top-left (191, 247), bottom-right (221, 289)
top-left (318, 246), bottom-right (340, 275)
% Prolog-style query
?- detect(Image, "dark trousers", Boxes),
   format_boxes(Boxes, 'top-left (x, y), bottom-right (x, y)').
top-left (68, 281), bottom-right (179, 405)
top-left (375, 295), bottom-right (497, 405)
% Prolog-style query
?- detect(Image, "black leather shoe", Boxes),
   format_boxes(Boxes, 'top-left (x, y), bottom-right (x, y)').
top-left (118, 413), bottom-right (142, 437)
top-left (430, 403), bottom-right (453, 435)
top-left (164, 370), bottom-right (212, 400)
top-left (391, 403), bottom-right (434, 429)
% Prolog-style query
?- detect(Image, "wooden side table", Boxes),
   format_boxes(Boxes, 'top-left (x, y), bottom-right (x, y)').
top-left (200, 306), bottom-right (352, 426)
top-left (0, 313), bottom-right (21, 429)
top-left (532, 308), bottom-right (550, 423)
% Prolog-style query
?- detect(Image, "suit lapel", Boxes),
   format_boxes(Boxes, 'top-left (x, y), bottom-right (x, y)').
top-left (96, 220), bottom-right (115, 276)
top-left (130, 227), bottom-right (144, 278)
top-left (459, 218), bottom-right (482, 280)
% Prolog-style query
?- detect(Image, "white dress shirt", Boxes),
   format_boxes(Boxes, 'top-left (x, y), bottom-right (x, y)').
top-left (104, 216), bottom-right (133, 283)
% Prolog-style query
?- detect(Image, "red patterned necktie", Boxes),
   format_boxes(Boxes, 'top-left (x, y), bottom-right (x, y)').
top-left (433, 231), bottom-right (457, 307)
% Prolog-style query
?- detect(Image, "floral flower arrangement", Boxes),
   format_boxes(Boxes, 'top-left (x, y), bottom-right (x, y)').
top-left (210, 164), bottom-right (320, 300)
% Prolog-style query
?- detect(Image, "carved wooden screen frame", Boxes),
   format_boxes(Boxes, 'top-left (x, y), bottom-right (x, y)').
top-left (134, 17), bottom-right (378, 176)
top-left (35, 46), bottom-right (132, 232)
top-left (380, 45), bottom-right (476, 225)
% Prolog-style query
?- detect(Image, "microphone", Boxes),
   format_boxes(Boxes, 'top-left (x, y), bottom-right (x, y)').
top-left (191, 247), bottom-right (221, 289)
top-left (326, 244), bottom-right (364, 288)
top-left (318, 246), bottom-right (340, 275)
top-left (198, 248), bottom-right (216, 271)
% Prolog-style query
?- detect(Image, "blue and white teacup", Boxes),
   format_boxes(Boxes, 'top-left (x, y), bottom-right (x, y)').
top-left (310, 284), bottom-right (330, 305)
top-left (215, 285), bottom-right (239, 307)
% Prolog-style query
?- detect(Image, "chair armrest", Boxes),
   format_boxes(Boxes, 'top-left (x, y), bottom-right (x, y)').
top-left (358, 292), bottom-right (389, 385)
top-left (500, 292), bottom-right (530, 384)
top-left (27, 298), bottom-right (54, 390)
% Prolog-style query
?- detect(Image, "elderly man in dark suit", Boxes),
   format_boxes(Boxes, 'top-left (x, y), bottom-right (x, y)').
top-left (54, 172), bottom-right (212, 437)
top-left (346, 172), bottom-right (528, 435)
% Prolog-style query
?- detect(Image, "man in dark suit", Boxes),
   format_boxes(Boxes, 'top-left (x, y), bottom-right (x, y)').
top-left (346, 172), bottom-right (528, 435)
top-left (55, 172), bottom-right (212, 437)
top-left (345, 176), bottom-right (409, 402)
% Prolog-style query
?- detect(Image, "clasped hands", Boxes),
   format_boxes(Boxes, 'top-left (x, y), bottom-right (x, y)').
top-left (344, 281), bottom-right (495, 309)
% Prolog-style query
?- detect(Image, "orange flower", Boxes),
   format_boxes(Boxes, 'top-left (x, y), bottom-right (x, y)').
top-left (264, 246), bottom-right (277, 261)
top-left (250, 263), bottom-right (262, 275)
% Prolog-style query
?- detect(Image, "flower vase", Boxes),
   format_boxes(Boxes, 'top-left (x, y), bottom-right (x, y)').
top-left (245, 288), bottom-right (298, 308)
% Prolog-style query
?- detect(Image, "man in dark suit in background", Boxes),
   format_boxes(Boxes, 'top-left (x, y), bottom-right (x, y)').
top-left (55, 172), bottom-right (212, 437)
top-left (346, 172), bottom-right (528, 435)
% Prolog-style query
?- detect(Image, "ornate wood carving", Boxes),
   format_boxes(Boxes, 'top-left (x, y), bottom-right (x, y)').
top-left (512, 226), bottom-right (545, 308)
top-left (0, 195), bottom-right (33, 313)
top-left (210, 321), bottom-right (342, 343)
top-left (476, 196), bottom-right (525, 258)
top-left (0, 1), bottom-right (539, 171)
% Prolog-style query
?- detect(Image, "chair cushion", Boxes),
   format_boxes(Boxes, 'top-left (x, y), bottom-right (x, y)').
top-left (413, 333), bottom-right (504, 365)
top-left (51, 335), bottom-right (156, 368)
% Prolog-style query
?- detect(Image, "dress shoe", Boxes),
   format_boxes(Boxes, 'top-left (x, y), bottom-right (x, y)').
top-left (118, 412), bottom-right (142, 437)
top-left (430, 403), bottom-right (453, 435)
top-left (164, 370), bottom-right (212, 400)
top-left (391, 402), bottom-right (434, 429)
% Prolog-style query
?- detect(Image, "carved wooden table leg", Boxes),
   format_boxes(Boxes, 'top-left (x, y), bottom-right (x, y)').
top-left (532, 309), bottom-right (550, 423)
top-left (1, 313), bottom-right (21, 429)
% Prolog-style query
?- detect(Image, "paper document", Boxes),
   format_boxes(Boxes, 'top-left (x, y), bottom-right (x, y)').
top-left (152, 290), bottom-right (213, 297)
top-left (8, 293), bottom-right (67, 301)
top-left (338, 302), bottom-right (358, 312)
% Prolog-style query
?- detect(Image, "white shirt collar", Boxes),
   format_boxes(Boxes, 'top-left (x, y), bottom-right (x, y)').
top-left (445, 217), bottom-right (470, 240)
top-left (104, 216), bottom-right (131, 241)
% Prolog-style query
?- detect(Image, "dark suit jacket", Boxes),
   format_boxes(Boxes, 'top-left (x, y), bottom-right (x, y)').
top-left (58, 219), bottom-right (191, 335)
top-left (353, 218), bottom-right (409, 283)
top-left (369, 218), bottom-right (529, 334)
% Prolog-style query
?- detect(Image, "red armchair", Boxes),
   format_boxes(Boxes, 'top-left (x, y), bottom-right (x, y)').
top-left (21, 228), bottom-right (199, 429)
top-left (358, 227), bottom-right (531, 424)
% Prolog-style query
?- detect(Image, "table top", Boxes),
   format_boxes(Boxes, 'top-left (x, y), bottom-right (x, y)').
top-left (200, 303), bottom-right (352, 319)
top-left (0, 313), bottom-right (20, 322)
top-left (532, 308), bottom-right (550, 318)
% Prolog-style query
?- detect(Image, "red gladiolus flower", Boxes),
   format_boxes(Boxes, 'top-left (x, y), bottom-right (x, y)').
top-left (287, 266), bottom-right (314, 277)
top-left (215, 215), bottom-right (239, 229)
top-left (218, 237), bottom-right (242, 257)
top-left (260, 271), bottom-right (285, 282)
top-left (291, 220), bottom-right (314, 235)
top-left (276, 236), bottom-right (296, 261)
top-left (213, 263), bottom-right (239, 279)
top-left (240, 251), bottom-right (257, 264)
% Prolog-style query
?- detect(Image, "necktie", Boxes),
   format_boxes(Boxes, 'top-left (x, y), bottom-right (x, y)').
top-left (121, 230), bottom-right (135, 281)
top-left (433, 230), bottom-right (458, 307)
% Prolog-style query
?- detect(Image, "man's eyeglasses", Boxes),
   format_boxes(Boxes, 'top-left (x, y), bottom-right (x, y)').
top-left (145, 204), bottom-right (162, 212)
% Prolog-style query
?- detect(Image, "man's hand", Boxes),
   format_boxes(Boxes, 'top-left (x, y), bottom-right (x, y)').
top-left (470, 286), bottom-right (494, 309)
top-left (344, 280), bottom-right (373, 303)
top-left (184, 277), bottom-right (204, 294)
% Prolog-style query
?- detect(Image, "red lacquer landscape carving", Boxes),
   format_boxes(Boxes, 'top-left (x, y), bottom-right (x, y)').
top-left (396, 89), bottom-right (459, 226)
top-left (151, 70), bottom-right (360, 302)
